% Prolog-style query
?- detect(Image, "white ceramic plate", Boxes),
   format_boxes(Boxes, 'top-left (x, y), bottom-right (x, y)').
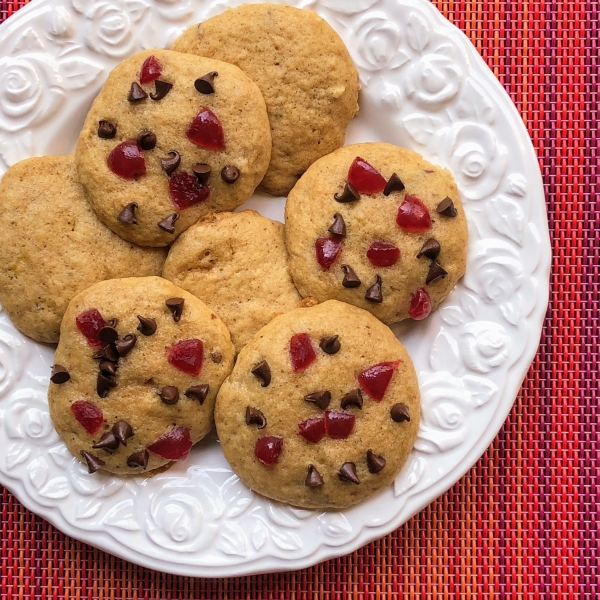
top-left (0, 0), bottom-right (549, 577)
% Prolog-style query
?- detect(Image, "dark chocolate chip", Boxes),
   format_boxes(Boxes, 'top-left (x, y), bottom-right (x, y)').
top-left (366, 450), bottom-right (386, 474)
top-left (98, 326), bottom-right (118, 344)
top-left (137, 130), bottom-right (157, 150)
top-left (304, 390), bottom-right (331, 410)
top-left (365, 275), bottom-right (383, 303)
top-left (194, 71), bottom-right (218, 94)
top-left (319, 335), bottom-right (341, 355)
top-left (93, 432), bottom-right (120, 452)
top-left (340, 389), bottom-right (363, 410)
top-left (99, 359), bottom-right (118, 378)
top-left (115, 334), bottom-right (137, 357)
top-left (158, 213), bottom-right (179, 234)
top-left (150, 80), bottom-right (172, 101)
top-left (185, 384), bottom-right (209, 404)
top-left (383, 173), bottom-right (405, 196)
top-left (166, 297), bottom-right (184, 322)
top-left (426, 261), bottom-right (448, 284)
top-left (211, 351), bottom-right (222, 364)
top-left (305, 464), bottom-right (324, 487)
top-left (328, 213), bottom-right (346, 237)
top-left (97, 343), bottom-right (119, 362)
top-left (127, 449), bottom-right (149, 469)
top-left (338, 462), bottom-right (360, 484)
top-left (97, 372), bottom-right (117, 398)
top-left (341, 265), bottom-right (361, 288)
top-left (192, 163), bottom-right (212, 185)
top-left (50, 364), bottom-right (70, 384)
top-left (251, 360), bottom-right (271, 387)
top-left (106, 319), bottom-right (118, 328)
top-left (112, 420), bottom-right (133, 445)
top-left (334, 182), bottom-right (360, 203)
top-left (80, 451), bottom-right (105, 474)
top-left (245, 406), bottom-right (267, 429)
top-left (128, 81), bottom-right (147, 102)
top-left (417, 238), bottom-right (441, 260)
top-left (221, 165), bottom-right (240, 184)
top-left (390, 403), bottom-right (411, 422)
top-left (436, 197), bottom-right (458, 217)
top-left (98, 120), bottom-right (116, 139)
top-left (117, 202), bottom-right (138, 225)
top-left (136, 316), bottom-right (157, 336)
top-left (161, 151), bottom-right (181, 176)
top-left (159, 385), bottom-right (179, 405)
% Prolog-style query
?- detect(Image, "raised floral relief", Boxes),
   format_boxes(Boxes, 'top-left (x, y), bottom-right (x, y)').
top-left (85, 1), bottom-right (139, 57)
top-left (405, 53), bottom-right (462, 109)
top-left (460, 322), bottom-right (510, 373)
top-left (0, 326), bottom-right (28, 398)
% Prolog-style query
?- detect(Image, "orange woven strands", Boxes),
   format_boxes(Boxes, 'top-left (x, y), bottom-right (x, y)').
top-left (0, 0), bottom-right (595, 598)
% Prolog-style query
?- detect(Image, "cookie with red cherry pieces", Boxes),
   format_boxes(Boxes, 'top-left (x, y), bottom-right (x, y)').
top-left (215, 300), bottom-right (420, 510)
top-left (75, 49), bottom-right (271, 247)
top-left (284, 143), bottom-right (468, 324)
top-left (48, 276), bottom-right (235, 475)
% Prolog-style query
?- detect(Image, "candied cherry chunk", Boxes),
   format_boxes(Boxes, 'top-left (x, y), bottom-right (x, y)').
top-left (409, 288), bottom-right (432, 320)
top-left (254, 436), bottom-right (283, 466)
top-left (187, 108), bottom-right (225, 151)
top-left (324, 410), bottom-right (355, 439)
top-left (367, 241), bottom-right (401, 267)
top-left (347, 157), bottom-right (387, 194)
top-left (298, 417), bottom-right (326, 443)
top-left (71, 400), bottom-right (103, 435)
top-left (107, 140), bottom-right (146, 180)
top-left (169, 172), bottom-right (210, 210)
top-left (396, 195), bottom-right (432, 232)
top-left (315, 237), bottom-right (343, 270)
top-left (76, 308), bottom-right (107, 347)
top-left (148, 426), bottom-right (192, 460)
top-left (358, 361), bottom-right (401, 401)
top-left (140, 55), bottom-right (162, 84)
top-left (167, 339), bottom-right (204, 376)
top-left (290, 333), bottom-right (317, 372)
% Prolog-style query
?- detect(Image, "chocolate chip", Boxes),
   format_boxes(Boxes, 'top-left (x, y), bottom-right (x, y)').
top-left (390, 403), bottom-right (410, 422)
top-left (251, 361), bottom-right (271, 387)
top-left (366, 450), bottom-right (386, 474)
top-left (365, 275), bottom-right (383, 303)
top-left (127, 449), bottom-right (148, 469)
top-left (106, 319), bottom-right (118, 329)
top-left (50, 364), bottom-right (70, 384)
top-left (115, 334), bottom-right (137, 357)
top-left (117, 202), bottom-right (138, 225)
top-left (185, 384), bottom-right (209, 404)
top-left (97, 372), bottom-right (117, 398)
top-left (245, 406), bottom-right (267, 429)
top-left (383, 173), bottom-right (405, 196)
top-left (166, 297), bottom-right (184, 322)
top-left (161, 151), bottom-right (181, 176)
top-left (80, 451), bottom-right (105, 474)
top-left (128, 81), bottom-right (147, 102)
top-left (98, 326), bottom-right (118, 344)
top-left (112, 420), bottom-right (133, 445)
top-left (192, 163), bottom-right (212, 185)
top-left (98, 343), bottom-right (119, 362)
top-left (137, 130), bottom-right (157, 150)
top-left (417, 238), bottom-right (441, 260)
top-left (338, 462), bottom-right (360, 484)
top-left (98, 120), bottom-right (116, 139)
top-left (194, 71), bottom-right (218, 94)
top-left (93, 432), bottom-right (120, 452)
top-left (159, 385), bottom-right (179, 405)
top-left (99, 359), bottom-right (118, 378)
top-left (305, 464), bottom-right (324, 487)
top-left (211, 351), bottom-right (222, 364)
top-left (319, 335), bottom-right (341, 355)
top-left (158, 213), bottom-right (179, 234)
top-left (341, 265), bottom-right (361, 288)
top-left (136, 316), bottom-right (157, 336)
top-left (221, 166), bottom-right (240, 184)
top-left (340, 389), bottom-right (363, 410)
top-left (426, 261), bottom-right (448, 284)
top-left (334, 182), bottom-right (360, 203)
top-left (304, 390), bottom-right (331, 410)
top-left (436, 197), bottom-right (458, 217)
top-left (328, 213), bottom-right (346, 237)
top-left (150, 80), bottom-right (172, 101)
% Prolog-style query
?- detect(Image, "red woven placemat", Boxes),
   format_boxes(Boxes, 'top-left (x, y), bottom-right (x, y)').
top-left (0, 0), bottom-right (595, 597)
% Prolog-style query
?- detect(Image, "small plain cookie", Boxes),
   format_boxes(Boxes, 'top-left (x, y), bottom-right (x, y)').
top-left (285, 143), bottom-right (468, 324)
top-left (0, 155), bottom-right (166, 344)
top-left (163, 210), bottom-right (302, 353)
top-left (76, 49), bottom-right (271, 246)
top-left (172, 4), bottom-right (359, 196)
top-left (215, 300), bottom-right (420, 509)
top-left (48, 277), bottom-right (235, 475)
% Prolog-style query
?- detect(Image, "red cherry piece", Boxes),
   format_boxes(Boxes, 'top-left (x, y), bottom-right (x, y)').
top-left (315, 237), bottom-right (343, 270)
top-left (140, 55), bottom-right (162, 84)
top-left (169, 171), bottom-right (210, 210)
top-left (167, 339), bottom-right (204, 376)
top-left (358, 361), bottom-right (401, 401)
top-left (76, 308), bottom-right (107, 347)
top-left (290, 333), bottom-right (317, 373)
top-left (409, 288), bottom-right (432, 320)
top-left (187, 108), bottom-right (225, 151)
top-left (347, 157), bottom-right (387, 194)
top-left (396, 195), bottom-right (432, 232)
top-left (254, 436), bottom-right (284, 466)
top-left (324, 410), bottom-right (355, 439)
top-left (298, 417), bottom-right (326, 443)
top-left (147, 426), bottom-right (192, 460)
top-left (71, 400), bottom-right (103, 435)
top-left (367, 241), bottom-right (401, 267)
top-left (107, 140), bottom-right (146, 180)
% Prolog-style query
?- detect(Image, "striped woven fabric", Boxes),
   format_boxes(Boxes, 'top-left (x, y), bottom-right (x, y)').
top-left (0, 0), bottom-right (595, 597)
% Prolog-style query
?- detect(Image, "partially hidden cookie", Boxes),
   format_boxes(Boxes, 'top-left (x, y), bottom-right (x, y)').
top-left (163, 210), bottom-right (302, 353)
top-left (285, 143), bottom-right (468, 324)
top-left (76, 49), bottom-right (271, 247)
top-left (172, 4), bottom-right (359, 196)
top-left (215, 300), bottom-right (420, 509)
top-left (0, 155), bottom-right (166, 344)
top-left (48, 276), bottom-right (235, 475)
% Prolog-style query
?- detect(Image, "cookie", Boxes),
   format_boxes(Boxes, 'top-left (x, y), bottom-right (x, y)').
top-left (48, 276), bottom-right (235, 475)
top-left (285, 143), bottom-right (468, 324)
top-left (172, 4), bottom-right (359, 196)
top-left (215, 300), bottom-right (420, 509)
top-left (163, 210), bottom-right (302, 353)
top-left (76, 49), bottom-right (271, 247)
top-left (0, 155), bottom-right (166, 344)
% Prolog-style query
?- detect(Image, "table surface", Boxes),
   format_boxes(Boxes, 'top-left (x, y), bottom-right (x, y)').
top-left (0, 0), bottom-right (596, 598)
